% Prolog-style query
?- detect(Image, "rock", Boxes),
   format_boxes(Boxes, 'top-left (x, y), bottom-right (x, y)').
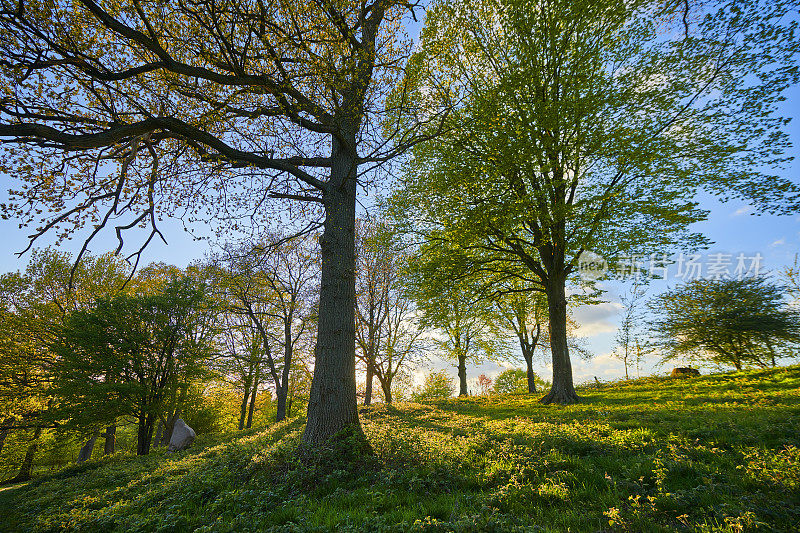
top-left (671, 367), bottom-right (700, 378)
top-left (167, 419), bottom-right (196, 452)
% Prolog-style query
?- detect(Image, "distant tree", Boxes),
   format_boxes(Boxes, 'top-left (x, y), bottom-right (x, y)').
top-left (52, 276), bottom-right (213, 455)
top-left (493, 368), bottom-right (549, 395)
top-left (406, 251), bottom-right (504, 396)
top-left (411, 370), bottom-right (455, 402)
top-left (476, 374), bottom-right (493, 396)
top-left (355, 219), bottom-right (426, 405)
top-left (651, 277), bottom-right (800, 370)
top-left (0, 249), bottom-right (130, 480)
top-left (613, 281), bottom-right (654, 380)
top-left (782, 254), bottom-right (800, 305)
top-left (211, 235), bottom-right (318, 422)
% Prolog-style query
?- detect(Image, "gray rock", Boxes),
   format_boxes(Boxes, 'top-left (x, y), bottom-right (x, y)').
top-left (167, 419), bottom-right (196, 452)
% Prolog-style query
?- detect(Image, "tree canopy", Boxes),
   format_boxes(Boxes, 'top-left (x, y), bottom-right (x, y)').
top-left (651, 276), bottom-right (800, 370)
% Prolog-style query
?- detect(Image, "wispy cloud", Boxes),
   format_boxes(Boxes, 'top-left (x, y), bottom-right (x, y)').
top-left (572, 302), bottom-right (623, 338)
top-left (771, 238), bottom-right (786, 247)
top-left (732, 205), bottom-right (755, 217)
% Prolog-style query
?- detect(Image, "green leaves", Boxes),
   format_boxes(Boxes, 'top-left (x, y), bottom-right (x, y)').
top-left (650, 276), bottom-right (800, 369)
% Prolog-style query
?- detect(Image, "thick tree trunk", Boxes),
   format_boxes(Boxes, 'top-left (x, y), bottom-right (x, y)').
top-left (303, 133), bottom-right (361, 444)
top-left (10, 425), bottom-right (42, 482)
top-left (381, 377), bottom-right (393, 404)
top-left (103, 425), bottom-right (116, 455)
top-left (523, 352), bottom-right (537, 394)
top-left (457, 354), bottom-right (468, 396)
top-left (540, 275), bottom-right (579, 404)
top-left (77, 432), bottom-right (99, 463)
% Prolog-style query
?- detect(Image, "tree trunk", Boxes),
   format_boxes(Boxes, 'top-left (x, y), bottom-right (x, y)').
top-left (381, 377), bottom-right (393, 404)
top-left (276, 318), bottom-right (293, 422)
top-left (364, 359), bottom-right (374, 406)
top-left (136, 412), bottom-right (156, 455)
top-left (0, 417), bottom-right (13, 456)
top-left (10, 425), bottom-right (42, 482)
top-left (247, 365), bottom-right (260, 428)
top-left (77, 432), bottom-right (99, 463)
top-left (523, 352), bottom-right (537, 394)
top-left (154, 421), bottom-right (163, 448)
top-left (239, 377), bottom-right (251, 430)
top-left (303, 133), bottom-right (362, 444)
top-left (457, 353), bottom-right (468, 396)
top-left (103, 425), bottom-right (116, 455)
top-left (541, 274), bottom-right (579, 404)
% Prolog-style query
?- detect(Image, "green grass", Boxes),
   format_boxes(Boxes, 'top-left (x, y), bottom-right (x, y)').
top-left (1, 366), bottom-right (799, 532)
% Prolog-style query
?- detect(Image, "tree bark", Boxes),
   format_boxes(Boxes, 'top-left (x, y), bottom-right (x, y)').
top-left (103, 425), bottom-right (116, 455)
top-left (457, 353), bottom-right (468, 396)
top-left (540, 274), bottom-right (579, 404)
top-left (77, 432), bottom-right (99, 463)
top-left (523, 352), bottom-right (538, 394)
top-left (154, 421), bottom-right (163, 448)
top-left (380, 376), bottom-right (393, 404)
top-left (136, 412), bottom-right (156, 455)
top-left (303, 132), bottom-right (362, 444)
top-left (10, 425), bottom-right (42, 482)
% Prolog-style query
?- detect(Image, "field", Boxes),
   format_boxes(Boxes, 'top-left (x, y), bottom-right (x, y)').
top-left (1, 366), bottom-right (799, 532)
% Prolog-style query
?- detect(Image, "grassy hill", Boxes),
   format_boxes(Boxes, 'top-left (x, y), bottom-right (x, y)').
top-left (1, 366), bottom-right (799, 532)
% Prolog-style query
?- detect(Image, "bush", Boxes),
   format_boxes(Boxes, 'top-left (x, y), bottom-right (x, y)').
top-left (412, 370), bottom-right (455, 401)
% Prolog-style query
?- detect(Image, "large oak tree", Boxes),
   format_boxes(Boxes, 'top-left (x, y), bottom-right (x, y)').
top-left (0, 0), bottom-right (438, 443)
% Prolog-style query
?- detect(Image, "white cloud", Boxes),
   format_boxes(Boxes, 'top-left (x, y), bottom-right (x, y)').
top-left (771, 238), bottom-right (786, 247)
top-left (733, 205), bottom-right (755, 217)
top-left (572, 302), bottom-right (623, 338)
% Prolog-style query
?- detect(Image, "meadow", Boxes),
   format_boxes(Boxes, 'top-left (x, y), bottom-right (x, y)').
top-left (1, 366), bottom-right (798, 532)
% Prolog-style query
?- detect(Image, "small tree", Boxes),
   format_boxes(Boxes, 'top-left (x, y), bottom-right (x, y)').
top-left (411, 370), bottom-right (455, 402)
top-left (613, 281), bottom-right (654, 379)
top-left (651, 277), bottom-right (800, 370)
top-left (52, 276), bottom-right (213, 455)
top-left (493, 368), bottom-right (549, 395)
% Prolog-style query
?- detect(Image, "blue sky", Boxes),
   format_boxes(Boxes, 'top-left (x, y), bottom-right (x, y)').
top-left (1, 12), bottom-right (799, 390)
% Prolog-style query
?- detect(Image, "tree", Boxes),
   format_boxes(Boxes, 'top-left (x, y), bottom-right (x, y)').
top-left (406, 251), bottom-right (502, 396)
top-left (211, 235), bottom-right (318, 422)
top-left (650, 277), bottom-right (800, 370)
top-left (411, 370), bottom-right (454, 402)
top-left (613, 281), bottom-right (653, 380)
top-left (355, 218), bottom-right (425, 404)
top-left (0, 249), bottom-right (130, 480)
top-left (0, 0), bottom-right (445, 445)
top-left (52, 276), bottom-right (213, 455)
top-left (493, 368), bottom-right (548, 395)
top-left (395, 0), bottom-right (800, 403)
top-left (493, 289), bottom-right (547, 394)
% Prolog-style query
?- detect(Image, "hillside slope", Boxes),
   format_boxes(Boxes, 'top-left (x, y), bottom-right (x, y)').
top-left (1, 366), bottom-right (799, 532)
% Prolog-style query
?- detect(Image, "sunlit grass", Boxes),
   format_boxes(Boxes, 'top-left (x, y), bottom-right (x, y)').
top-left (1, 365), bottom-right (798, 532)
